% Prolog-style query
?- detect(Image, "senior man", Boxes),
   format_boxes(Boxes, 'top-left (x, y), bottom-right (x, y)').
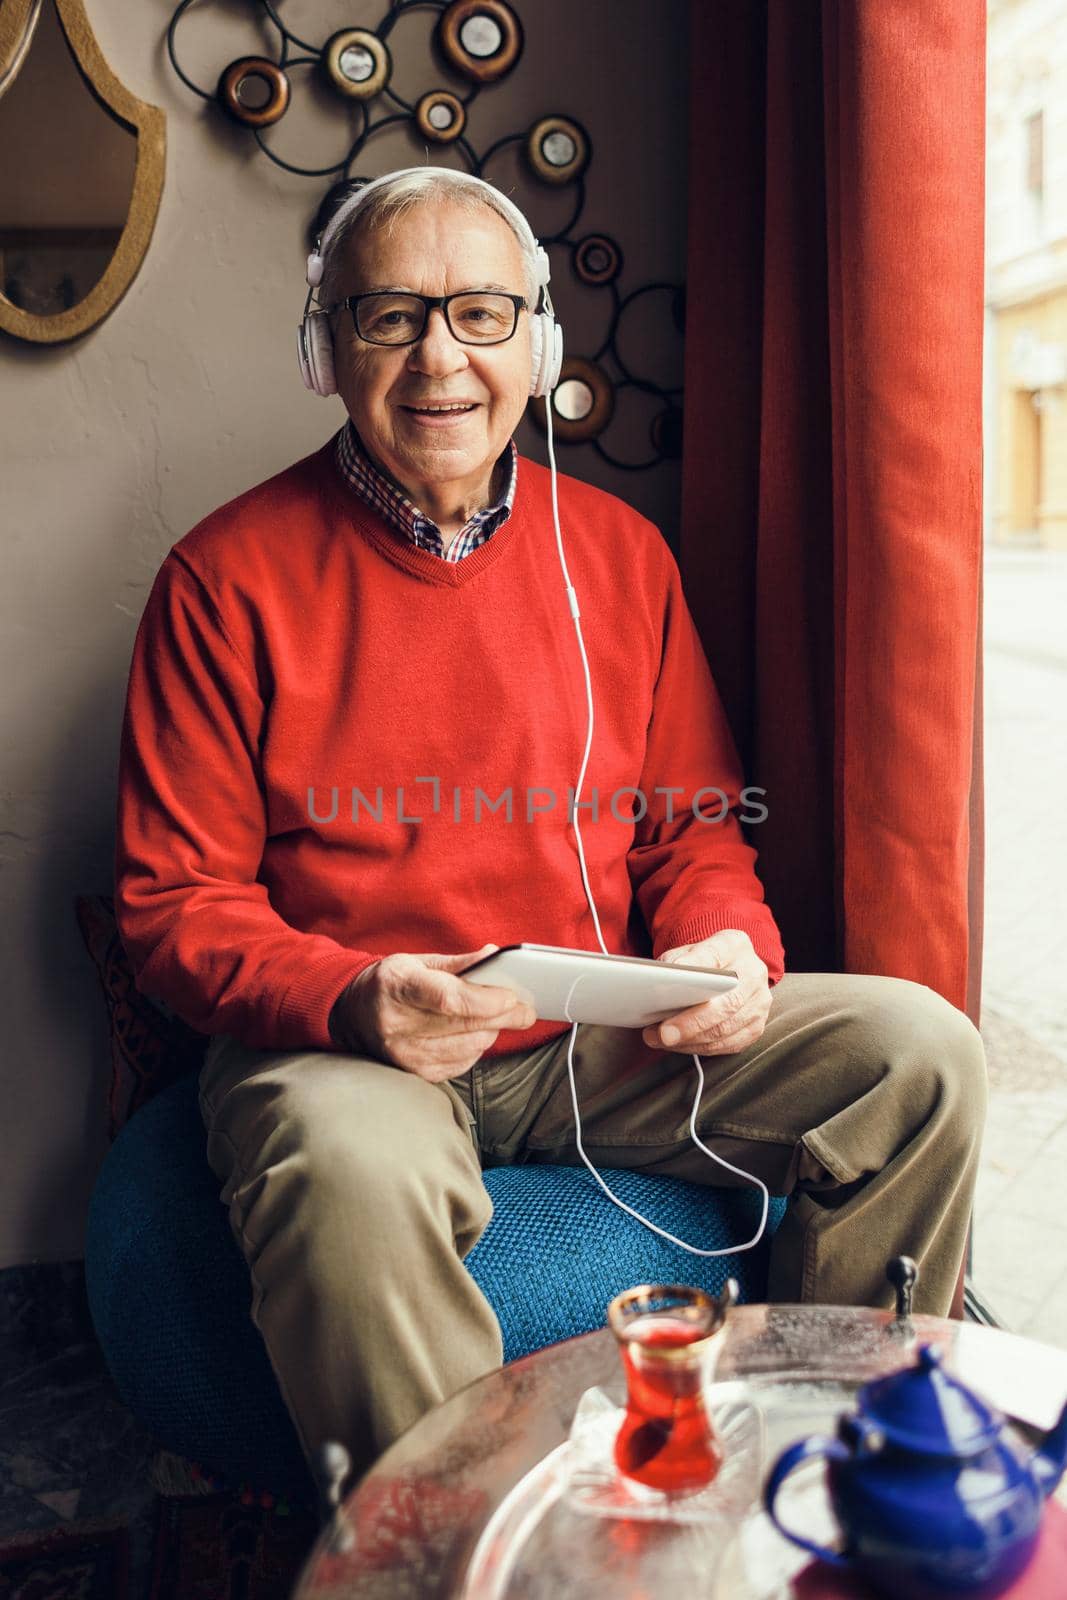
top-left (115, 166), bottom-right (986, 1480)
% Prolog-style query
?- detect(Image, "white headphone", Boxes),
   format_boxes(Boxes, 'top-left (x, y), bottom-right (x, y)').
top-left (296, 165), bottom-right (564, 400)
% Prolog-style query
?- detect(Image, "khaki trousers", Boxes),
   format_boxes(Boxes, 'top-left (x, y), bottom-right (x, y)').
top-left (197, 971), bottom-right (986, 1477)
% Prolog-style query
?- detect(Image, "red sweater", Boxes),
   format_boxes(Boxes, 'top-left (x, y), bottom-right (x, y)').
top-left (115, 443), bottom-right (785, 1055)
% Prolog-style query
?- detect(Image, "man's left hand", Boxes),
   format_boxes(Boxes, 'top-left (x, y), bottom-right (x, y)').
top-left (641, 930), bottom-right (772, 1056)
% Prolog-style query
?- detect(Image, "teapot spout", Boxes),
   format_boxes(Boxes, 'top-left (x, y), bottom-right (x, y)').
top-left (1033, 1400), bottom-right (1067, 1499)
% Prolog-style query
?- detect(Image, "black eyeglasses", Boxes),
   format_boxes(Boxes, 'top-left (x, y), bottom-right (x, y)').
top-left (327, 290), bottom-right (528, 347)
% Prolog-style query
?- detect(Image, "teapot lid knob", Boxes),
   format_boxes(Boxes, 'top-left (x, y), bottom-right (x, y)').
top-left (887, 1255), bottom-right (918, 1318)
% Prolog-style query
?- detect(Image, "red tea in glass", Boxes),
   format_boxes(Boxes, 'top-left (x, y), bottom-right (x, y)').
top-left (608, 1283), bottom-right (737, 1496)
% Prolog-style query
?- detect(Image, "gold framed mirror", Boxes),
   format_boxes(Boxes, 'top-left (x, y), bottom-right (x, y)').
top-left (0, 0), bottom-right (165, 344)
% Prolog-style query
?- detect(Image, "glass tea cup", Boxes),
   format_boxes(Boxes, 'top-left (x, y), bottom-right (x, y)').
top-left (607, 1280), bottom-right (739, 1495)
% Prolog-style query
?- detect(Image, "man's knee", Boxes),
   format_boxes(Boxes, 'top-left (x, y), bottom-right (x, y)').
top-left (298, 1060), bottom-right (471, 1166)
top-left (221, 1054), bottom-right (488, 1236)
top-left (843, 975), bottom-right (987, 1144)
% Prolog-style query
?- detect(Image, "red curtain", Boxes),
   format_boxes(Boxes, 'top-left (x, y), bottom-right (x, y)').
top-left (681, 0), bottom-right (986, 1023)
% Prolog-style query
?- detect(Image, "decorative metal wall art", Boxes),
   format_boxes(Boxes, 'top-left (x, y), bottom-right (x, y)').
top-left (166, 0), bottom-right (682, 471)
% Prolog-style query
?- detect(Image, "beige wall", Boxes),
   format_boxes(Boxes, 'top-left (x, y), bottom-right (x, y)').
top-left (0, 0), bottom-right (689, 1265)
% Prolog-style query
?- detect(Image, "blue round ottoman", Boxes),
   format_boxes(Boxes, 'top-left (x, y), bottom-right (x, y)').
top-left (85, 1072), bottom-right (785, 1501)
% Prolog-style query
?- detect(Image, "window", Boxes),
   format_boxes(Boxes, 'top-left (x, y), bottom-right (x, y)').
top-left (1024, 110), bottom-right (1043, 201)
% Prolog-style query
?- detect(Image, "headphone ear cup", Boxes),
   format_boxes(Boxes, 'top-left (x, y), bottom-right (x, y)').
top-left (546, 317), bottom-right (563, 393)
top-left (528, 312), bottom-right (544, 397)
top-left (529, 311), bottom-right (563, 399)
top-left (310, 318), bottom-right (337, 397)
top-left (299, 313), bottom-right (337, 397)
top-left (297, 322), bottom-right (316, 392)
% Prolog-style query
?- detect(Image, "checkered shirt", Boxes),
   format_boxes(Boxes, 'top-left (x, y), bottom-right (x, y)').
top-left (334, 421), bottom-right (517, 562)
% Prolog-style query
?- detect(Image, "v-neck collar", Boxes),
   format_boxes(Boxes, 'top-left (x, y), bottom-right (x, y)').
top-left (323, 442), bottom-right (526, 589)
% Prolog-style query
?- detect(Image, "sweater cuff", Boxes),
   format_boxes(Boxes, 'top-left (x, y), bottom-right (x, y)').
top-left (653, 909), bottom-right (786, 985)
top-left (276, 950), bottom-right (384, 1049)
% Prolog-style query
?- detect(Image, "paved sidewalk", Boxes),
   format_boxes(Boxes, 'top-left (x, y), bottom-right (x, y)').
top-left (975, 547), bottom-right (1067, 1345)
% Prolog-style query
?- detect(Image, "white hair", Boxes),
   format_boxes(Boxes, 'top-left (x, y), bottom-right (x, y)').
top-left (319, 170), bottom-right (542, 311)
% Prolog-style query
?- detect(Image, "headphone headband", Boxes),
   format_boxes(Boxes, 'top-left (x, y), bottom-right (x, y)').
top-left (307, 167), bottom-right (550, 294)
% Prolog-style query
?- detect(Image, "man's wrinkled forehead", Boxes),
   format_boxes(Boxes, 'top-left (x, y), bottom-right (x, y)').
top-left (335, 202), bottom-right (528, 295)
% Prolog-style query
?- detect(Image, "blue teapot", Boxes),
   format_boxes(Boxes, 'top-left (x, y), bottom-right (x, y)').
top-left (764, 1342), bottom-right (1067, 1598)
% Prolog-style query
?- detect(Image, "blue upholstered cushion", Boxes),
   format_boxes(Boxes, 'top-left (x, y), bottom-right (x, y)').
top-left (85, 1072), bottom-right (785, 1499)
top-left (470, 1163), bottom-right (782, 1363)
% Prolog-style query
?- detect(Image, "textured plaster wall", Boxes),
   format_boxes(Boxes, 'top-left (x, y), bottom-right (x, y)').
top-left (0, 0), bottom-right (688, 1265)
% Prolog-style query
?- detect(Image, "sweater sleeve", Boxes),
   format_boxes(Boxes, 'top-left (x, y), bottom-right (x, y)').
top-left (115, 552), bottom-right (378, 1048)
top-left (625, 555), bottom-right (786, 983)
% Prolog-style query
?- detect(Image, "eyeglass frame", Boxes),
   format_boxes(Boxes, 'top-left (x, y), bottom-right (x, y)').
top-left (323, 290), bottom-right (530, 347)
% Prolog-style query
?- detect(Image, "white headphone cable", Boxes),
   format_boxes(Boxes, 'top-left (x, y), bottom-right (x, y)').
top-left (541, 387), bottom-right (769, 1258)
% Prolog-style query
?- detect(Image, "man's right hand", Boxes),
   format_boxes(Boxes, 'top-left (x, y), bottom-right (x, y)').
top-left (328, 944), bottom-right (536, 1081)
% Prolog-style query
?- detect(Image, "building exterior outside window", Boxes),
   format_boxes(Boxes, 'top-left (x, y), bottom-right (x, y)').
top-left (986, 0), bottom-right (1067, 546)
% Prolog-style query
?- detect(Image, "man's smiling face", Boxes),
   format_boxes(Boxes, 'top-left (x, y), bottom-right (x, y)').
top-left (330, 199), bottom-right (533, 527)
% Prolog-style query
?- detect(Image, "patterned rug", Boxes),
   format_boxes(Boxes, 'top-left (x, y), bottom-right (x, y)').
top-left (148, 1492), bottom-right (318, 1600)
top-left (0, 1261), bottom-right (320, 1600)
top-left (0, 1492), bottom-right (318, 1600)
top-left (0, 1521), bottom-right (130, 1598)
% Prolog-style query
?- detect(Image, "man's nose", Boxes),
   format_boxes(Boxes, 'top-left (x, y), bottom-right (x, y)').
top-left (406, 307), bottom-right (469, 374)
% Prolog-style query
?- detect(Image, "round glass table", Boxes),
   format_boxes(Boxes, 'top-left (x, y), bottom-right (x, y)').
top-left (294, 1306), bottom-right (1067, 1599)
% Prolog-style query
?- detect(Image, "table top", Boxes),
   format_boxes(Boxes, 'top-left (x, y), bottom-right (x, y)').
top-left (294, 1305), bottom-right (1067, 1599)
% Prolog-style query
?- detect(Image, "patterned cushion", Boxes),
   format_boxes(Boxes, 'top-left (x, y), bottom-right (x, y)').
top-left (74, 895), bottom-right (209, 1140)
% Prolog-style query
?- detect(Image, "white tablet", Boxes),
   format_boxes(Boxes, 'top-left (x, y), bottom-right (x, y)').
top-left (462, 943), bottom-right (738, 1029)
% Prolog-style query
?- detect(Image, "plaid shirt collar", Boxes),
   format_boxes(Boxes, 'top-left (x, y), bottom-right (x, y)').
top-left (335, 421), bottom-right (517, 562)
